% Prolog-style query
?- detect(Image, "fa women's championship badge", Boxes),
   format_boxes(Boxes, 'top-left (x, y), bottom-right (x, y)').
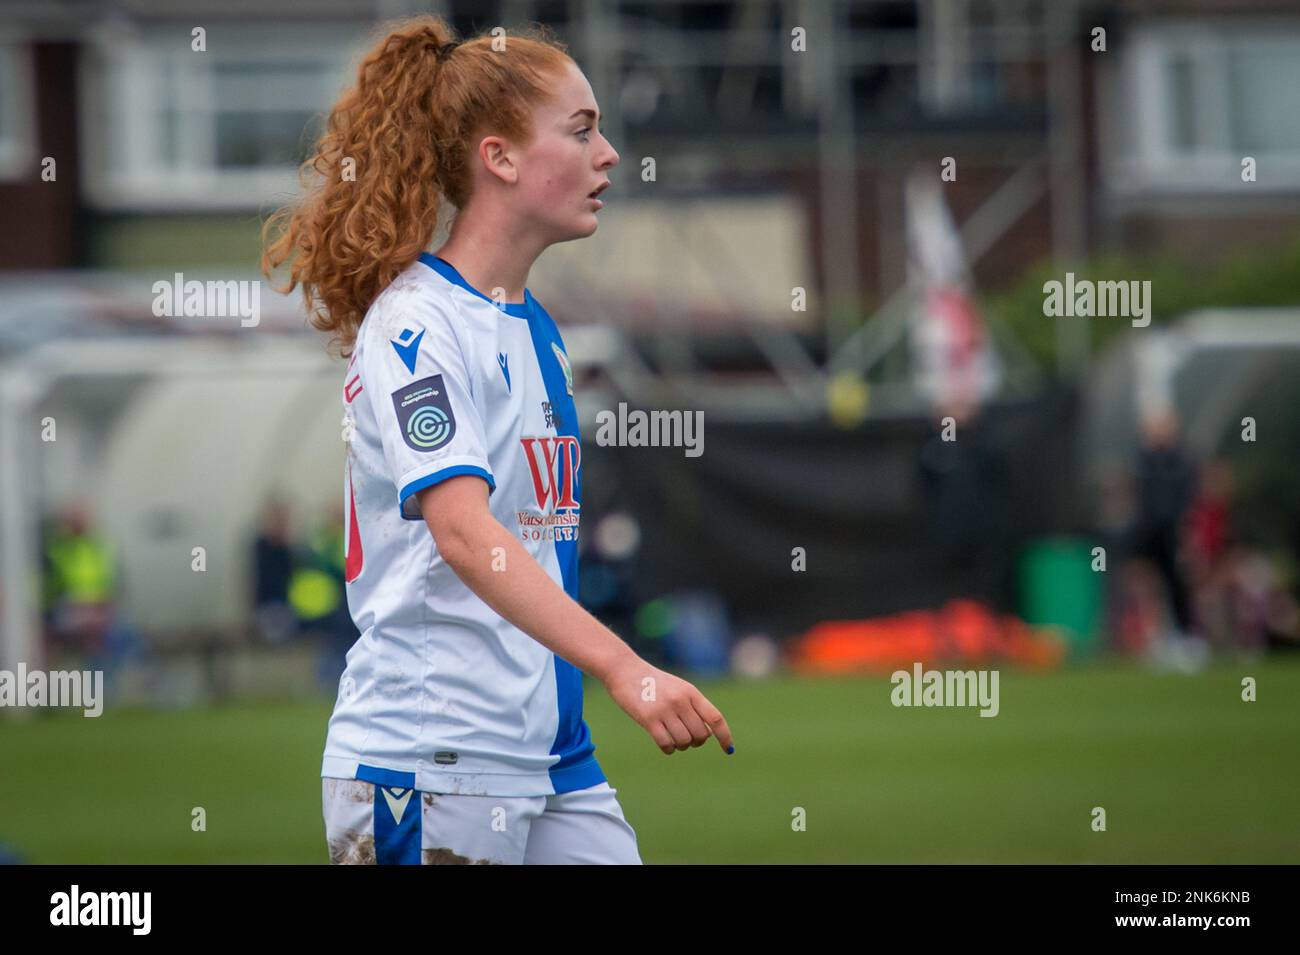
top-left (392, 375), bottom-right (457, 451)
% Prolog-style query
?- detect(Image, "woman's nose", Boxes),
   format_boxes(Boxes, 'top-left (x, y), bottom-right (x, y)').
top-left (601, 137), bottom-right (620, 169)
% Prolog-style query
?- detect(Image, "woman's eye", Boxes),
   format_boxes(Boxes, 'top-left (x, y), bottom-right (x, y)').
top-left (577, 127), bottom-right (591, 140)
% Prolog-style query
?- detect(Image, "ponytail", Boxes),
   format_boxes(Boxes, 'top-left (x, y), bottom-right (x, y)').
top-left (261, 15), bottom-right (572, 357)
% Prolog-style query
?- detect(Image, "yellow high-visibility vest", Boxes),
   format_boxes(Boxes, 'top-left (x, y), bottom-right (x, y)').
top-left (288, 569), bottom-right (341, 622)
top-left (289, 524), bottom-right (346, 622)
top-left (46, 533), bottom-right (115, 604)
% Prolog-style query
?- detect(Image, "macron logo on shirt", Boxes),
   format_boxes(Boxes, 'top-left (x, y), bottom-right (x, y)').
top-left (391, 328), bottom-right (425, 374)
top-left (498, 352), bottom-right (511, 393)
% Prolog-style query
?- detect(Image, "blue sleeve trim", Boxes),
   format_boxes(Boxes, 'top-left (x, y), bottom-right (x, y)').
top-left (399, 465), bottom-right (496, 521)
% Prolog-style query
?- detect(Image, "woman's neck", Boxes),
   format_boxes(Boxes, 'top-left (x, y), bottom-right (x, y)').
top-left (435, 214), bottom-right (541, 305)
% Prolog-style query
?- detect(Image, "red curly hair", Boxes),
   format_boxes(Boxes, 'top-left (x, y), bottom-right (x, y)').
top-left (261, 15), bottom-right (573, 357)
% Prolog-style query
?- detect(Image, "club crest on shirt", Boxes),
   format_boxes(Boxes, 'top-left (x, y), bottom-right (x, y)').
top-left (391, 374), bottom-right (456, 451)
top-left (551, 342), bottom-right (574, 396)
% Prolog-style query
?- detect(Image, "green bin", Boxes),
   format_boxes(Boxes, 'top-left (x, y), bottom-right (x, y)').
top-left (1016, 536), bottom-right (1103, 659)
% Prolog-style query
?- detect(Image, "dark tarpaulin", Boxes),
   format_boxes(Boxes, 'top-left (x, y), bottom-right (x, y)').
top-left (580, 386), bottom-right (1085, 640)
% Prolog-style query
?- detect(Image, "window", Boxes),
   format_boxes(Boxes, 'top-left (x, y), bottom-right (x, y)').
top-left (1106, 21), bottom-right (1300, 192)
top-left (81, 24), bottom-right (359, 210)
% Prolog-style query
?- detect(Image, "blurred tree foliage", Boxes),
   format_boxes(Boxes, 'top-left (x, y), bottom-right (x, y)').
top-left (981, 235), bottom-right (1300, 372)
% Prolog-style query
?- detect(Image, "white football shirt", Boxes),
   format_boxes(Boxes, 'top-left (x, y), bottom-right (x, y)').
top-left (321, 252), bottom-right (603, 797)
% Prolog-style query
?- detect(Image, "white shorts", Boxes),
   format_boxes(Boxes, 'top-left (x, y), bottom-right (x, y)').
top-left (322, 777), bottom-right (642, 865)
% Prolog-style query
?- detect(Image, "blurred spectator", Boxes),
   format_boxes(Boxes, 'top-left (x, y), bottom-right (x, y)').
top-left (1229, 548), bottom-right (1299, 655)
top-left (1108, 450), bottom-right (1298, 663)
top-left (1185, 457), bottom-right (1234, 573)
top-left (918, 398), bottom-right (1011, 611)
top-left (288, 504), bottom-right (359, 687)
top-left (1094, 461), bottom-right (1156, 656)
top-left (1187, 457), bottom-right (1299, 655)
top-left (1095, 460), bottom-right (1137, 561)
top-left (251, 498), bottom-right (297, 644)
top-left (1185, 456), bottom-right (1237, 652)
top-left (579, 510), bottom-right (642, 650)
top-left (42, 500), bottom-right (120, 669)
top-left (1131, 411), bottom-right (1197, 644)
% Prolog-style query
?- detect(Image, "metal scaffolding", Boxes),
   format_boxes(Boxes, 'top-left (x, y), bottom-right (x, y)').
top-left (507, 0), bottom-right (1081, 412)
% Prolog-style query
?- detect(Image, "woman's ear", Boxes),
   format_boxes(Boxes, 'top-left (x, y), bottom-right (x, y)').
top-left (477, 135), bottom-right (518, 185)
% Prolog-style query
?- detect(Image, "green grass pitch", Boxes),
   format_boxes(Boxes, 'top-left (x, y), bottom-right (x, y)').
top-left (1, 660), bottom-right (1297, 863)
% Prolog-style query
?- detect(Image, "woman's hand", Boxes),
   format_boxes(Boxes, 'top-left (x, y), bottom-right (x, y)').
top-left (600, 655), bottom-right (734, 756)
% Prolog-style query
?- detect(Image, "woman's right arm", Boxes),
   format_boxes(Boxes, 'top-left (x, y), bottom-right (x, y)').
top-left (418, 475), bottom-right (734, 756)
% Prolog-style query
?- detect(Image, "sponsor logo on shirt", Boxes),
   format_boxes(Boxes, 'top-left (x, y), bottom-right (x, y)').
top-left (516, 435), bottom-right (581, 542)
top-left (541, 400), bottom-right (564, 430)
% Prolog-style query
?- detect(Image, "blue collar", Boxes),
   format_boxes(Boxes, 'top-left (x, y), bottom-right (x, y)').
top-left (418, 252), bottom-right (532, 318)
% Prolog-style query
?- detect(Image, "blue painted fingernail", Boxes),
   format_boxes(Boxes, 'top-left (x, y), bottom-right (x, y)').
top-left (727, 745), bottom-right (734, 755)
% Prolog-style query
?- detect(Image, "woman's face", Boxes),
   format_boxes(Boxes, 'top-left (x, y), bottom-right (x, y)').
top-left (514, 62), bottom-right (620, 244)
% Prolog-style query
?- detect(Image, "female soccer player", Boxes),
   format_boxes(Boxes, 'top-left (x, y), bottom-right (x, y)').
top-left (262, 16), bottom-right (734, 865)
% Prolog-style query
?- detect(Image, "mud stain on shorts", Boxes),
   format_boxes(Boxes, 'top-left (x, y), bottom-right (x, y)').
top-left (341, 780), bottom-right (374, 803)
top-left (325, 778), bottom-right (374, 804)
top-left (422, 847), bottom-right (495, 865)
top-left (329, 833), bottom-right (377, 865)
